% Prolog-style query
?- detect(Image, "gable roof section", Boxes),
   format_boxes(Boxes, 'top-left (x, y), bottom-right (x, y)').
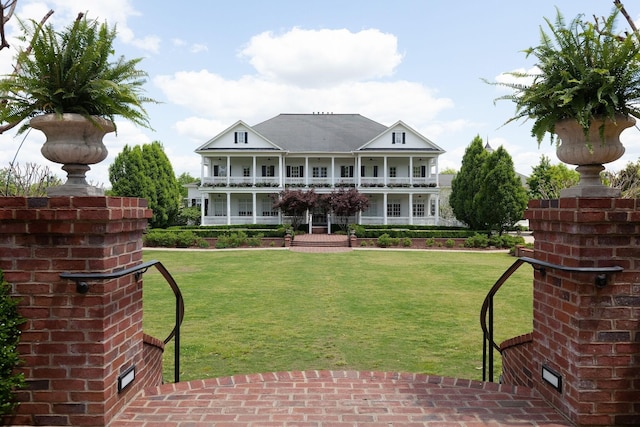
top-left (252, 113), bottom-right (388, 152)
top-left (195, 120), bottom-right (283, 152)
top-left (358, 120), bottom-right (445, 153)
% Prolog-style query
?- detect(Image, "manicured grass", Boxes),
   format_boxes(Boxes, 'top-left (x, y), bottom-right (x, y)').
top-left (142, 249), bottom-right (533, 382)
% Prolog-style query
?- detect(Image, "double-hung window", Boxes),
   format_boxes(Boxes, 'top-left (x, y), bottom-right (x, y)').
top-left (312, 167), bottom-right (327, 178)
top-left (392, 131), bottom-right (405, 144)
top-left (234, 131), bottom-right (248, 144)
top-left (286, 166), bottom-right (304, 178)
top-left (413, 202), bottom-right (425, 217)
top-left (340, 165), bottom-right (354, 178)
top-left (389, 167), bottom-right (397, 178)
top-left (387, 200), bottom-right (401, 217)
top-left (238, 198), bottom-right (252, 216)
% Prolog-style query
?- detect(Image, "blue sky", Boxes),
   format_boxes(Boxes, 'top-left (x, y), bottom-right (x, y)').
top-left (1, 0), bottom-right (639, 187)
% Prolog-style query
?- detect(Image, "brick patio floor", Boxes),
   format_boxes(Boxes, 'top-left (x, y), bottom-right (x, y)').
top-left (111, 370), bottom-right (571, 426)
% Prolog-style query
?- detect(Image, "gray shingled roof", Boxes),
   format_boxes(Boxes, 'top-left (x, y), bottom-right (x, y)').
top-left (252, 113), bottom-right (388, 152)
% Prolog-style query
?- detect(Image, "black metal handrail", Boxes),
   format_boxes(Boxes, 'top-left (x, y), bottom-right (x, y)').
top-left (480, 256), bottom-right (623, 383)
top-left (60, 260), bottom-right (184, 383)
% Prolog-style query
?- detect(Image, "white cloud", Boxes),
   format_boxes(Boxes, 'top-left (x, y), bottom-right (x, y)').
top-left (239, 27), bottom-right (403, 87)
top-left (190, 43), bottom-right (208, 54)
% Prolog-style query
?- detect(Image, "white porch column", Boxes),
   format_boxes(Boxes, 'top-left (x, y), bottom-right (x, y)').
top-left (305, 157), bottom-right (309, 187)
top-left (331, 157), bottom-right (335, 187)
top-left (252, 192), bottom-right (257, 224)
top-left (409, 156), bottom-right (413, 186)
top-left (279, 156), bottom-right (284, 187)
top-left (252, 156), bottom-right (257, 186)
top-left (356, 156), bottom-right (361, 187)
top-left (226, 156), bottom-right (231, 186)
top-left (383, 192), bottom-right (388, 225)
top-left (327, 212), bottom-right (332, 234)
top-left (200, 193), bottom-right (206, 225)
top-left (226, 192), bottom-right (231, 225)
top-left (308, 209), bottom-right (312, 234)
top-left (434, 194), bottom-right (440, 225)
top-left (383, 157), bottom-right (388, 186)
top-left (409, 193), bottom-right (414, 225)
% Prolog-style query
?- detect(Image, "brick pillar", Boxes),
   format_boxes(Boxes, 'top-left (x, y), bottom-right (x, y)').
top-left (0, 196), bottom-right (152, 426)
top-left (525, 198), bottom-right (640, 426)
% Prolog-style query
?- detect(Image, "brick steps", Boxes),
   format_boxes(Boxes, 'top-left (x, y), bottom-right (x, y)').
top-left (290, 234), bottom-right (349, 248)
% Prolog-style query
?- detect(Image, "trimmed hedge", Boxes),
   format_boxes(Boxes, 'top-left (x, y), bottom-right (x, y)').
top-left (0, 271), bottom-right (24, 416)
top-left (353, 225), bottom-right (481, 239)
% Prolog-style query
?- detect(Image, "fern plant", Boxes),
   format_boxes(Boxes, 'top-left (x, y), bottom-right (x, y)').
top-left (488, 7), bottom-right (640, 144)
top-left (0, 13), bottom-right (155, 134)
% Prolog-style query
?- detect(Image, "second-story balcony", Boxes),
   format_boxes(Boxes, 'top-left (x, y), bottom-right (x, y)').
top-left (201, 176), bottom-right (280, 188)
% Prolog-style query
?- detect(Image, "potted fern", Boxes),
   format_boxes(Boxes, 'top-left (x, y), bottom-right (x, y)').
top-left (0, 13), bottom-right (155, 196)
top-left (490, 6), bottom-right (640, 197)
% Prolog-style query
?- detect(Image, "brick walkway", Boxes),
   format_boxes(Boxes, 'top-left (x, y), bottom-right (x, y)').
top-left (111, 370), bottom-right (571, 426)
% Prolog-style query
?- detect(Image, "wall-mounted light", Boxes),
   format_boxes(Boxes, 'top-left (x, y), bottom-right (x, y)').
top-left (542, 365), bottom-right (562, 393)
top-left (118, 365), bottom-right (136, 393)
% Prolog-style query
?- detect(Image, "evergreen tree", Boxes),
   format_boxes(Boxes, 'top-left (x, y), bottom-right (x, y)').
top-left (109, 141), bottom-right (181, 228)
top-left (476, 146), bottom-right (528, 234)
top-left (449, 136), bottom-right (488, 229)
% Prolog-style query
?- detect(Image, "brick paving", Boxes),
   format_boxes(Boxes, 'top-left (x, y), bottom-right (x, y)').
top-left (111, 370), bottom-right (571, 426)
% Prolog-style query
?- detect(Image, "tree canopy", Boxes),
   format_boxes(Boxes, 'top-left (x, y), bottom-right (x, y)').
top-left (108, 141), bottom-right (182, 228)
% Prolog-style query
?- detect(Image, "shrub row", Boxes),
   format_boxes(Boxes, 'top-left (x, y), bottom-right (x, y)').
top-left (354, 225), bottom-right (479, 239)
top-left (463, 233), bottom-right (525, 249)
top-left (144, 230), bottom-right (209, 248)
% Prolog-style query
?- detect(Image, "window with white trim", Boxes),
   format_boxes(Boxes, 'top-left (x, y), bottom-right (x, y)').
top-left (362, 199), bottom-right (377, 217)
top-left (213, 198), bottom-right (226, 216)
top-left (262, 165), bottom-right (275, 177)
top-left (340, 165), bottom-right (354, 178)
top-left (387, 200), bottom-right (401, 217)
top-left (243, 167), bottom-right (251, 177)
top-left (413, 202), bottom-right (425, 217)
top-left (389, 167), bottom-right (397, 178)
top-left (261, 199), bottom-right (278, 217)
top-left (287, 166), bottom-right (303, 178)
top-left (238, 198), bottom-right (252, 216)
top-left (235, 131), bottom-right (248, 144)
top-left (312, 167), bottom-right (327, 178)
top-left (392, 131), bottom-right (405, 144)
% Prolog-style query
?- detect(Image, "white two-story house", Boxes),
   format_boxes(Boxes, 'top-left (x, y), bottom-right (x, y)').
top-left (189, 113), bottom-right (445, 228)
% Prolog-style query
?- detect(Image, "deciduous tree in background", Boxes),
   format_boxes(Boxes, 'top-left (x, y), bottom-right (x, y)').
top-left (526, 155), bottom-right (580, 199)
top-left (108, 141), bottom-right (181, 228)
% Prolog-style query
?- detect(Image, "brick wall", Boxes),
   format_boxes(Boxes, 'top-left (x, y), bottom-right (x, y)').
top-left (524, 198), bottom-right (640, 426)
top-left (500, 333), bottom-right (534, 388)
top-left (0, 196), bottom-right (159, 426)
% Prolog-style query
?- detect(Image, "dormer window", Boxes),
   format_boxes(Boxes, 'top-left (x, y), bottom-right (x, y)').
top-left (235, 131), bottom-right (248, 144)
top-left (392, 131), bottom-right (405, 144)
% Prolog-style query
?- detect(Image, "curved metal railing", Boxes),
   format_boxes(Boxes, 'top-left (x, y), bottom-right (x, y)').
top-left (60, 259), bottom-right (184, 383)
top-left (480, 256), bottom-right (623, 382)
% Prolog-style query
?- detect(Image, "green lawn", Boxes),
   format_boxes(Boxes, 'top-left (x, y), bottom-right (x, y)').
top-left (141, 249), bottom-right (533, 382)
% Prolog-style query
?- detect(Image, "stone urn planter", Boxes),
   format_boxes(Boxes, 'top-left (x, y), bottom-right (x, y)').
top-left (30, 113), bottom-right (115, 196)
top-left (555, 115), bottom-right (635, 197)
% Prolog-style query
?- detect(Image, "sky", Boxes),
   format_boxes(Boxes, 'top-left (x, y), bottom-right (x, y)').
top-left (1, 0), bottom-right (639, 188)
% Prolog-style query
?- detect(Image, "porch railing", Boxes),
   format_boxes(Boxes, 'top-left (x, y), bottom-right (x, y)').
top-left (480, 256), bottom-right (623, 383)
top-left (60, 260), bottom-right (184, 383)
